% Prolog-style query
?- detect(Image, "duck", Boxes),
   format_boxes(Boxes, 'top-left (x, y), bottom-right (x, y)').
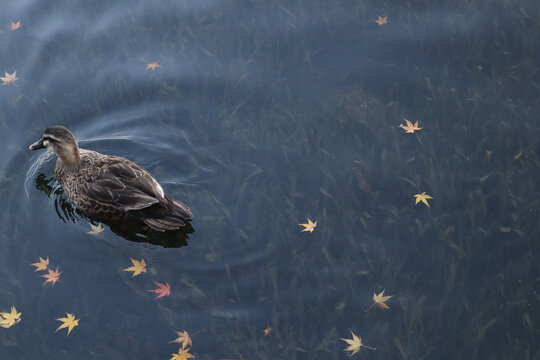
top-left (29, 125), bottom-right (192, 231)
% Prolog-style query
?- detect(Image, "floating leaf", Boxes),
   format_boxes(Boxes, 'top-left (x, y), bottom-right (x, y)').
top-left (148, 281), bottom-right (171, 299)
top-left (8, 21), bottom-right (22, 31)
top-left (41, 267), bottom-right (61, 287)
top-left (341, 331), bottom-right (376, 355)
top-left (374, 16), bottom-right (388, 26)
top-left (0, 306), bottom-right (21, 328)
top-left (87, 223), bottom-right (104, 235)
top-left (169, 330), bottom-right (192, 349)
top-left (365, 290), bottom-right (393, 312)
top-left (123, 258), bottom-right (147, 277)
top-left (146, 62), bottom-right (161, 70)
top-left (170, 347), bottom-right (195, 360)
top-left (31, 257), bottom-right (49, 271)
top-left (1, 71), bottom-right (18, 86)
top-left (55, 313), bottom-right (79, 335)
top-left (414, 192), bottom-right (433, 207)
top-left (299, 218), bottom-right (317, 233)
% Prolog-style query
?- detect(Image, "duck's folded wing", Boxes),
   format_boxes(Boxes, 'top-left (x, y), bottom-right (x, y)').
top-left (82, 159), bottom-right (166, 211)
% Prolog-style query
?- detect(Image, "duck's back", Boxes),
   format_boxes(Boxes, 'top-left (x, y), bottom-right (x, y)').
top-left (55, 149), bottom-right (192, 231)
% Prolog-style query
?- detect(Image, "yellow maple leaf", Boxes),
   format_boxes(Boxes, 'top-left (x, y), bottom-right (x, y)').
top-left (263, 325), bottom-right (272, 336)
top-left (169, 330), bottom-right (192, 349)
top-left (365, 290), bottom-right (393, 312)
top-left (1, 70), bottom-right (19, 86)
top-left (299, 218), bottom-right (317, 233)
top-left (341, 331), bottom-right (376, 355)
top-left (170, 347), bottom-right (195, 360)
top-left (56, 313), bottom-right (79, 335)
top-left (414, 192), bottom-right (433, 207)
top-left (123, 258), bottom-right (147, 277)
top-left (0, 306), bottom-right (22, 328)
top-left (87, 222), bottom-right (104, 235)
top-left (30, 257), bottom-right (49, 271)
top-left (374, 16), bottom-right (388, 26)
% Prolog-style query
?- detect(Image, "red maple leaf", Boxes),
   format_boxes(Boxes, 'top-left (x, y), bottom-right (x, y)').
top-left (148, 281), bottom-right (171, 299)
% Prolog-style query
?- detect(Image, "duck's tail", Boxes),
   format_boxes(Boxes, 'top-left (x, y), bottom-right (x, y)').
top-left (143, 200), bottom-right (192, 231)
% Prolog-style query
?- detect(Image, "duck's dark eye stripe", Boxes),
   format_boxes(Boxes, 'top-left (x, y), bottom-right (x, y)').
top-left (43, 136), bottom-right (56, 142)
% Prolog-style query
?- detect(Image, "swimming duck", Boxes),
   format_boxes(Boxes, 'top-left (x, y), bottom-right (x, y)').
top-left (29, 125), bottom-right (192, 231)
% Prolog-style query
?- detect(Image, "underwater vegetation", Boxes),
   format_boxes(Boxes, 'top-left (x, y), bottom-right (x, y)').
top-left (0, 0), bottom-right (538, 358)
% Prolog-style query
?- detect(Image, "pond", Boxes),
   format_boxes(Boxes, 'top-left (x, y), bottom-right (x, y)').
top-left (0, 0), bottom-right (539, 359)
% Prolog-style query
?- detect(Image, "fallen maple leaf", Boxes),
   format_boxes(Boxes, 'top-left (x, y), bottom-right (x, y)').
top-left (299, 218), bottom-right (317, 233)
top-left (263, 325), bottom-right (272, 336)
top-left (365, 290), bottom-right (393, 312)
top-left (87, 222), bottom-right (104, 235)
top-left (148, 281), bottom-right (171, 299)
top-left (41, 267), bottom-right (61, 287)
top-left (123, 258), bottom-right (146, 277)
top-left (170, 330), bottom-right (192, 349)
top-left (55, 313), bottom-right (79, 335)
top-left (0, 306), bottom-right (22, 328)
top-left (374, 16), bottom-right (388, 26)
top-left (414, 192), bottom-right (433, 207)
top-left (31, 257), bottom-right (49, 271)
top-left (398, 119), bottom-right (422, 133)
top-left (146, 62), bottom-right (161, 70)
top-left (1, 71), bottom-right (19, 86)
top-left (398, 119), bottom-right (423, 143)
top-left (8, 20), bottom-right (22, 31)
top-left (170, 347), bottom-right (195, 360)
top-left (341, 331), bottom-right (376, 355)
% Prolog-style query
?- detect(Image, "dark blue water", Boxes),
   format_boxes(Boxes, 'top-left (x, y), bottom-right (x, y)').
top-left (1, 0), bottom-right (539, 359)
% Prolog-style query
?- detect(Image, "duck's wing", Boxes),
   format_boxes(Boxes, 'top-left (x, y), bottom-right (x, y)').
top-left (82, 156), bottom-right (167, 212)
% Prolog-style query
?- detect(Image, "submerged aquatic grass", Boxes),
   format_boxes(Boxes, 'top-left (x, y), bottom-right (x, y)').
top-left (0, 0), bottom-right (538, 358)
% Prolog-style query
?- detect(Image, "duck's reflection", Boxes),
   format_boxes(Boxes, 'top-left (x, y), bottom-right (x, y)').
top-left (35, 173), bottom-right (194, 248)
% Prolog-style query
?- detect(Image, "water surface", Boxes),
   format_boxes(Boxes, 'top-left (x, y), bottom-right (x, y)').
top-left (0, 0), bottom-right (539, 359)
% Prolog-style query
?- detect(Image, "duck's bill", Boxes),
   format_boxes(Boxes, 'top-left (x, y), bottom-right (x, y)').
top-left (29, 138), bottom-right (45, 150)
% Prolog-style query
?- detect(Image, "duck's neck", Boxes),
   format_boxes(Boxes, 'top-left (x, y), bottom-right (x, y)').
top-left (57, 147), bottom-right (81, 167)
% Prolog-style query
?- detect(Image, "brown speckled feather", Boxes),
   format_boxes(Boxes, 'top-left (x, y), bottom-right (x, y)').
top-left (55, 149), bottom-right (191, 229)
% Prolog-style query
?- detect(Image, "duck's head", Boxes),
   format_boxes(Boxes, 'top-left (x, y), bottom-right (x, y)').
top-left (29, 125), bottom-right (80, 165)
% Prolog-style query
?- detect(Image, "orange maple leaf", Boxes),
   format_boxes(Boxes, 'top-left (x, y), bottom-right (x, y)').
top-left (8, 21), bottom-right (22, 31)
top-left (41, 267), bottom-right (61, 287)
top-left (1, 71), bottom-right (19, 86)
top-left (169, 330), bottom-right (193, 349)
top-left (146, 62), bottom-right (161, 70)
top-left (374, 16), bottom-right (388, 26)
top-left (398, 119), bottom-right (423, 143)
